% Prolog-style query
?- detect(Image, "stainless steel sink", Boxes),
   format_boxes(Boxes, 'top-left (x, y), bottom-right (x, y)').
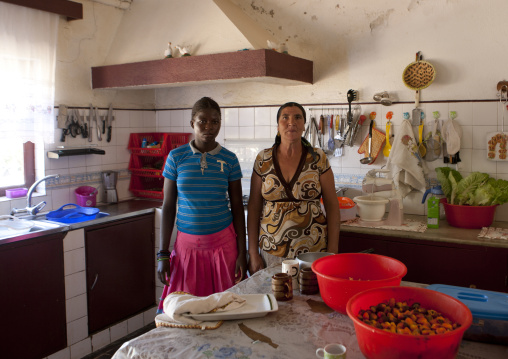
top-left (0, 212), bottom-right (110, 241)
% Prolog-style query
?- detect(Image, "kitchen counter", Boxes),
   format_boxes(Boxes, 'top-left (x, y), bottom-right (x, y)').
top-left (342, 214), bottom-right (508, 249)
top-left (0, 198), bottom-right (162, 246)
top-left (111, 264), bottom-right (508, 359)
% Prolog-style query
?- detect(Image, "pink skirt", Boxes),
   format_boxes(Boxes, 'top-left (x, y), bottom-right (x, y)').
top-left (157, 223), bottom-right (238, 313)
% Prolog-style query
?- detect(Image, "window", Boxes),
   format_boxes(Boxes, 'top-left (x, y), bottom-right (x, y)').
top-left (0, 2), bottom-right (58, 196)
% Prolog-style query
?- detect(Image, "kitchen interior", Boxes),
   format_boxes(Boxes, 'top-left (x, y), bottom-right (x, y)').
top-left (2, 0), bottom-right (508, 358)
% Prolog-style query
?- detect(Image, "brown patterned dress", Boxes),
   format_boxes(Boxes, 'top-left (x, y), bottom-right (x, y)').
top-left (253, 145), bottom-right (331, 259)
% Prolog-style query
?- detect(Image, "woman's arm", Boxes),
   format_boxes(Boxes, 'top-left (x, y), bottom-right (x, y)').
top-left (228, 179), bottom-right (247, 282)
top-left (320, 169), bottom-right (340, 253)
top-left (157, 178), bottom-right (178, 286)
top-left (247, 172), bottom-right (265, 274)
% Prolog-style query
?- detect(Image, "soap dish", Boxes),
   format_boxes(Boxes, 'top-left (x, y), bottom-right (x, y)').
top-left (5, 188), bottom-right (28, 199)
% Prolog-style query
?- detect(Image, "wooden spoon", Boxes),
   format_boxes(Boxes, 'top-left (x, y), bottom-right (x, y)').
top-left (383, 111), bottom-right (393, 157)
top-left (418, 121), bottom-right (426, 157)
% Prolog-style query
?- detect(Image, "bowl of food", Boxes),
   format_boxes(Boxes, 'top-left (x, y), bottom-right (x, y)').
top-left (296, 252), bottom-right (334, 269)
top-left (346, 286), bottom-right (472, 359)
top-left (311, 253), bottom-right (407, 314)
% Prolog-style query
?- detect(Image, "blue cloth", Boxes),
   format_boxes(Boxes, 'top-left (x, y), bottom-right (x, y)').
top-left (163, 142), bottom-right (242, 235)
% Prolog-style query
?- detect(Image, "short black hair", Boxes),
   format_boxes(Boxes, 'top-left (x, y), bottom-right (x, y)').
top-left (191, 97), bottom-right (221, 120)
top-left (276, 102), bottom-right (306, 123)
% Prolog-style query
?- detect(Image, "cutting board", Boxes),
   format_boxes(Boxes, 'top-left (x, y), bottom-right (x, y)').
top-left (358, 121), bottom-right (386, 164)
top-left (486, 131), bottom-right (508, 161)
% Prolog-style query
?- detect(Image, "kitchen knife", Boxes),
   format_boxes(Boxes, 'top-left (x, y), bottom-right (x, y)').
top-left (95, 107), bottom-right (102, 141)
top-left (411, 52), bottom-right (423, 125)
top-left (106, 103), bottom-right (113, 142)
top-left (88, 104), bottom-right (93, 142)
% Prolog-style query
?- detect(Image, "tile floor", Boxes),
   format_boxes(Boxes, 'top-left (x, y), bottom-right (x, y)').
top-left (82, 323), bottom-right (156, 359)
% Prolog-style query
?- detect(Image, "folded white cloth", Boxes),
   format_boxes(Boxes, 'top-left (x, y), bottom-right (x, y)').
top-left (155, 291), bottom-right (246, 330)
top-left (386, 119), bottom-right (427, 197)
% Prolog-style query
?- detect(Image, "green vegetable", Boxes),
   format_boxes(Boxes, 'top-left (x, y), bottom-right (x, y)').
top-left (435, 167), bottom-right (508, 206)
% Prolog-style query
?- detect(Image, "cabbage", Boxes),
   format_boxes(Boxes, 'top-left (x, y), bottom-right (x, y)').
top-left (435, 168), bottom-right (508, 206)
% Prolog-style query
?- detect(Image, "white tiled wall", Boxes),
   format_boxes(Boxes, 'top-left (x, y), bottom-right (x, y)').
top-left (159, 101), bottom-right (508, 222)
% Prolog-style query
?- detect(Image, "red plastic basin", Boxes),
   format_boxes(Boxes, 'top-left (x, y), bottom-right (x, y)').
top-left (311, 253), bottom-right (407, 314)
top-left (347, 286), bottom-right (473, 359)
top-left (441, 198), bottom-right (497, 229)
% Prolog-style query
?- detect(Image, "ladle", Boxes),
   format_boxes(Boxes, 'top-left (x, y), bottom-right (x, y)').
top-left (360, 120), bottom-right (375, 164)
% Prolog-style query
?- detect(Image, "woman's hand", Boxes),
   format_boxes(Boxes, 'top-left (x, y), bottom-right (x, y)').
top-left (235, 255), bottom-right (247, 283)
top-left (248, 252), bottom-right (265, 275)
top-left (157, 260), bottom-right (170, 286)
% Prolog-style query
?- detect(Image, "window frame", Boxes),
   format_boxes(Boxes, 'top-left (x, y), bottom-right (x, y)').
top-left (0, 141), bottom-right (35, 197)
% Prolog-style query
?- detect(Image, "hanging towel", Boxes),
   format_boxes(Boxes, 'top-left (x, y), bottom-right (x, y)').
top-left (386, 119), bottom-right (428, 197)
top-left (155, 291), bottom-right (246, 330)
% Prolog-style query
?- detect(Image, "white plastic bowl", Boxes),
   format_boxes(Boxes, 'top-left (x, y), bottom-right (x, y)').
top-left (353, 195), bottom-right (389, 222)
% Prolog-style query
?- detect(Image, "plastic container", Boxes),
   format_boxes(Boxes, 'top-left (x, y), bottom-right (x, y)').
top-left (440, 198), bottom-right (497, 229)
top-left (128, 154), bottom-right (167, 177)
top-left (427, 284), bottom-right (508, 345)
top-left (347, 286), bottom-right (472, 359)
top-left (128, 132), bottom-right (191, 155)
top-left (311, 253), bottom-right (407, 314)
top-left (46, 203), bottom-right (100, 224)
top-left (129, 175), bottom-right (164, 199)
top-left (75, 186), bottom-right (97, 207)
top-left (5, 188), bottom-right (28, 198)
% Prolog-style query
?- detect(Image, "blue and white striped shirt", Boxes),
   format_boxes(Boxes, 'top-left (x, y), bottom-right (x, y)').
top-left (163, 141), bottom-right (243, 235)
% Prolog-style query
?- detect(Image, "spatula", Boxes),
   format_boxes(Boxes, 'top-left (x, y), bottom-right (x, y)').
top-left (383, 111), bottom-right (393, 158)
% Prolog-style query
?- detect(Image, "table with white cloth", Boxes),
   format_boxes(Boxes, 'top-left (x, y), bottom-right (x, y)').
top-left (112, 264), bottom-right (507, 359)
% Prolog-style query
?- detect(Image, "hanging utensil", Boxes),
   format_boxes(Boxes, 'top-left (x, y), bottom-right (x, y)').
top-left (328, 114), bottom-right (335, 152)
top-left (106, 103), bottom-right (113, 142)
top-left (383, 111), bottom-right (393, 157)
top-left (403, 51), bottom-right (436, 125)
top-left (94, 106), bottom-right (102, 141)
top-left (88, 104), bottom-right (93, 142)
top-left (418, 113), bottom-right (426, 158)
top-left (360, 120), bottom-right (375, 164)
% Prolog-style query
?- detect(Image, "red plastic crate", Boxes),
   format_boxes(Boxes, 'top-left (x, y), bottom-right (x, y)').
top-left (128, 154), bottom-right (167, 177)
top-left (128, 132), bottom-right (191, 155)
top-left (129, 175), bottom-right (165, 199)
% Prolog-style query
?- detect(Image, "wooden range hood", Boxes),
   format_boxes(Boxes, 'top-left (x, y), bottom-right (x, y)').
top-left (91, 49), bottom-right (313, 90)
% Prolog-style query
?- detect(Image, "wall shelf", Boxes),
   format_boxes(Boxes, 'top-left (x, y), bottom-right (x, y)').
top-left (47, 148), bottom-right (105, 159)
top-left (91, 49), bottom-right (313, 90)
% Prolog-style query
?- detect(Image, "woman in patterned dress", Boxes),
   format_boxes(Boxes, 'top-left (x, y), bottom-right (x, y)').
top-left (247, 102), bottom-right (340, 274)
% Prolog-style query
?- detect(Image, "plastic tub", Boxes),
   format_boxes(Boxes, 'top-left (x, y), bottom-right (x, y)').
top-left (46, 203), bottom-right (100, 224)
top-left (5, 188), bottom-right (28, 199)
top-left (312, 253), bottom-right (407, 314)
top-left (75, 186), bottom-right (97, 207)
top-left (440, 198), bottom-right (497, 229)
top-left (347, 286), bottom-right (472, 359)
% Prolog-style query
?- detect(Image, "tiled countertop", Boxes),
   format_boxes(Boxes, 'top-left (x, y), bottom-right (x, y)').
top-left (341, 214), bottom-right (508, 249)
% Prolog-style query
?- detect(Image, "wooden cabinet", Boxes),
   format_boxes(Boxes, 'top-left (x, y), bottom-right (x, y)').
top-left (339, 231), bottom-right (508, 293)
top-left (0, 232), bottom-right (67, 359)
top-left (85, 214), bottom-right (155, 334)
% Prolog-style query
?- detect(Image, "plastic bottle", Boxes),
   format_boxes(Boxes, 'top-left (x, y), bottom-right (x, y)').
top-left (141, 138), bottom-right (147, 148)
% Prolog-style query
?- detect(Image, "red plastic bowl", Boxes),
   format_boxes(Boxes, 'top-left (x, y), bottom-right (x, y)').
top-left (347, 286), bottom-right (472, 359)
top-left (441, 199), bottom-right (497, 229)
top-left (311, 253), bottom-right (407, 314)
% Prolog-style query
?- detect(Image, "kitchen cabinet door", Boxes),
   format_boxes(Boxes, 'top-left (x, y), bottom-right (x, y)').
top-left (0, 232), bottom-right (67, 359)
top-left (339, 231), bottom-right (508, 293)
top-left (86, 214), bottom-right (155, 334)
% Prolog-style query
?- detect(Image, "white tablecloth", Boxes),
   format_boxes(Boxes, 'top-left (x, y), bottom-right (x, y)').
top-left (112, 265), bottom-right (507, 359)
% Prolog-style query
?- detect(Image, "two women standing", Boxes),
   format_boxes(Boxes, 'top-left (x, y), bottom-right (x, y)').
top-left (157, 99), bottom-right (339, 308)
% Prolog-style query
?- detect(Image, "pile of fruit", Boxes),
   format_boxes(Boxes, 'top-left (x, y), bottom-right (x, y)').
top-left (356, 298), bottom-right (461, 336)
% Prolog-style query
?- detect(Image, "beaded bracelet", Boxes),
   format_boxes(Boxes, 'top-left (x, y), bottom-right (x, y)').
top-left (157, 249), bottom-right (170, 262)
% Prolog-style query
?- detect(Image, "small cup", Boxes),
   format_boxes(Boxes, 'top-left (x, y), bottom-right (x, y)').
top-left (271, 273), bottom-right (293, 301)
top-left (299, 267), bottom-right (319, 295)
top-left (282, 259), bottom-right (300, 290)
top-left (316, 343), bottom-right (347, 359)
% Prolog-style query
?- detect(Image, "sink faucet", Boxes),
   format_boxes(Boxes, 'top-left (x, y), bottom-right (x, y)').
top-left (11, 174), bottom-right (60, 216)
